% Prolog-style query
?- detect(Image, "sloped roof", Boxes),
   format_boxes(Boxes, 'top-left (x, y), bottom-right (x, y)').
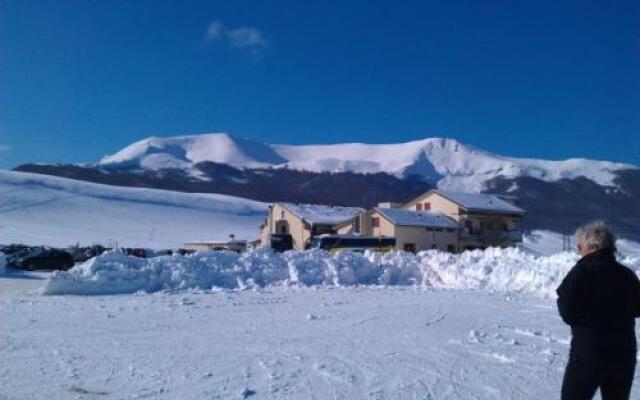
top-left (432, 190), bottom-right (525, 214)
top-left (279, 203), bottom-right (365, 225)
top-left (375, 208), bottom-right (458, 229)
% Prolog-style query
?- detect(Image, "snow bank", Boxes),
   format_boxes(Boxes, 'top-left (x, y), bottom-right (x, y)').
top-left (0, 252), bottom-right (6, 276)
top-left (43, 247), bottom-right (640, 297)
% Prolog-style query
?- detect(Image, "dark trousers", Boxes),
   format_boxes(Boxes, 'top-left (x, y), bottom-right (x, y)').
top-left (561, 352), bottom-right (635, 400)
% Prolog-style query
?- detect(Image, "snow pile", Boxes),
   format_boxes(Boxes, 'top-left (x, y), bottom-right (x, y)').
top-left (44, 246), bottom-right (639, 297)
top-left (414, 248), bottom-right (579, 298)
top-left (0, 252), bottom-right (6, 276)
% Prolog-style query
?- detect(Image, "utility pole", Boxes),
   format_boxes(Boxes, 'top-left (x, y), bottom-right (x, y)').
top-left (562, 223), bottom-right (572, 252)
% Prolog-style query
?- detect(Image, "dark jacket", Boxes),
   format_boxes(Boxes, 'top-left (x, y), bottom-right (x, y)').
top-left (557, 248), bottom-right (640, 364)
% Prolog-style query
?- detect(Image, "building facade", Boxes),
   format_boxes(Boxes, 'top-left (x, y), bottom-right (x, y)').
top-left (403, 190), bottom-right (525, 250)
top-left (258, 191), bottom-right (525, 253)
top-left (260, 203), bottom-right (364, 250)
top-left (359, 207), bottom-right (459, 252)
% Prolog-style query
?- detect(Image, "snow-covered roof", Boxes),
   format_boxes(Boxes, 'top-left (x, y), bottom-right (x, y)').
top-left (432, 190), bottom-right (525, 214)
top-left (278, 203), bottom-right (365, 225)
top-left (375, 208), bottom-right (458, 229)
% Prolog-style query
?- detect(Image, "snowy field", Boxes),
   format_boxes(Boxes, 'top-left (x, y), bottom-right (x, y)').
top-left (4, 276), bottom-right (640, 399)
top-left (0, 276), bottom-right (597, 399)
top-left (0, 170), bottom-right (268, 248)
top-left (3, 244), bottom-right (640, 399)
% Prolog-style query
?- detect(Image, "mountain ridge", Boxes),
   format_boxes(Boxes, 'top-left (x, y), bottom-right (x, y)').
top-left (96, 133), bottom-right (637, 192)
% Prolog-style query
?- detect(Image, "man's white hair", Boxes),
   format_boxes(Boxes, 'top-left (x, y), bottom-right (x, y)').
top-left (575, 220), bottom-right (616, 252)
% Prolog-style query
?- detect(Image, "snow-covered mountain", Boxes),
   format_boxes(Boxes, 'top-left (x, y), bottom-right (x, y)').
top-left (98, 133), bottom-right (636, 191)
top-left (13, 132), bottom-right (640, 240)
top-left (0, 170), bottom-right (268, 248)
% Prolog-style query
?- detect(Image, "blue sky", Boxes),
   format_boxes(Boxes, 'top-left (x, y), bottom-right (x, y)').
top-left (1, 0), bottom-right (638, 169)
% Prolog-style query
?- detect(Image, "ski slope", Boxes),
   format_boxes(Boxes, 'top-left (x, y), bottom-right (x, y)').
top-left (99, 133), bottom-right (637, 191)
top-left (0, 170), bottom-right (268, 248)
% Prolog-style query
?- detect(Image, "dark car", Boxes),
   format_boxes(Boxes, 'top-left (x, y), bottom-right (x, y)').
top-left (12, 247), bottom-right (75, 270)
top-left (269, 234), bottom-right (293, 252)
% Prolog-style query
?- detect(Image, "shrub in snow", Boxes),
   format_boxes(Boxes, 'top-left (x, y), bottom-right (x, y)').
top-left (43, 246), bottom-right (639, 297)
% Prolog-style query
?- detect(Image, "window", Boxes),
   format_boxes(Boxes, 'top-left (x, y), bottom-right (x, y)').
top-left (312, 225), bottom-right (334, 235)
top-left (416, 203), bottom-right (423, 211)
top-left (372, 217), bottom-right (380, 228)
top-left (425, 202), bottom-right (431, 210)
top-left (431, 244), bottom-right (438, 249)
top-left (275, 220), bottom-right (289, 234)
top-left (465, 220), bottom-right (474, 233)
top-left (447, 244), bottom-right (456, 253)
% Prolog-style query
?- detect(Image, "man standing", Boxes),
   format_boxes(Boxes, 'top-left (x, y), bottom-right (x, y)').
top-left (557, 221), bottom-right (640, 400)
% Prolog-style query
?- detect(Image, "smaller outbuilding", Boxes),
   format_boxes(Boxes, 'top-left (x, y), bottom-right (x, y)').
top-left (185, 235), bottom-right (247, 253)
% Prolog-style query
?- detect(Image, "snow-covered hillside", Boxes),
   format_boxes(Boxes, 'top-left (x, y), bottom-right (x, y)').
top-left (99, 133), bottom-right (636, 191)
top-left (0, 170), bottom-right (268, 248)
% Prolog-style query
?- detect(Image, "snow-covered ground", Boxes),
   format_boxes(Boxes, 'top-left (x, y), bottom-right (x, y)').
top-left (2, 242), bottom-right (640, 399)
top-left (0, 170), bottom-right (268, 248)
top-left (4, 276), bottom-right (640, 399)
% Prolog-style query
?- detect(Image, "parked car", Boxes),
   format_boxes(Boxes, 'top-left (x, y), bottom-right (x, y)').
top-left (269, 234), bottom-right (293, 252)
top-left (308, 235), bottom-right (396, 254)
top-left (11, 247), bottom-right (75, 270)
top-left (122, 248), bottom-right (146, 258)
top-left (173, 248), bottom-right (196, 256)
